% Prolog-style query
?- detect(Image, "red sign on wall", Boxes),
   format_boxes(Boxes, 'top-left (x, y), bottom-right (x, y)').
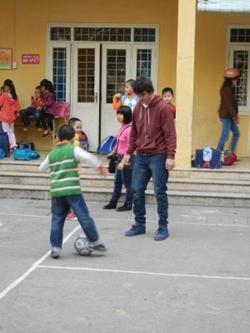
top-left (22, 54), bottom-right (40, 64)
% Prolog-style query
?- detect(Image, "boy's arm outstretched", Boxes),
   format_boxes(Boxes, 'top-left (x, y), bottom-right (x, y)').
top-left (39, 156), bottom-right (49, 172)
top-left (74, 147), bottom-right (106, 174)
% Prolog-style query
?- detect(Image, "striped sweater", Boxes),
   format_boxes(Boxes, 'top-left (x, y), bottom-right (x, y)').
top-left (48, 144), bottom-right (81, 197)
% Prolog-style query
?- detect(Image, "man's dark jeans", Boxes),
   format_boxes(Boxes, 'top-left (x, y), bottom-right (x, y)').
top-left (50, 194), bottom-right (99, 248)
top-left (132, 154), bottom-right (169, 227)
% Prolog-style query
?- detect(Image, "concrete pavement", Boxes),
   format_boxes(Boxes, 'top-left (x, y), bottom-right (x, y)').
top-left (0, 199), bottom-right (249, 333)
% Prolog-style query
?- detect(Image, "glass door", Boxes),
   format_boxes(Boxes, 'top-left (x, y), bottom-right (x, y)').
top-left (101, 44), bottom-right (132, 141)
top-left (72, 43), bottom-right (100, 150)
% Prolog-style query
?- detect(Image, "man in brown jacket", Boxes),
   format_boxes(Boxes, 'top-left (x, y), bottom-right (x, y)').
top-left (124, 77), bottom-right (176, 241)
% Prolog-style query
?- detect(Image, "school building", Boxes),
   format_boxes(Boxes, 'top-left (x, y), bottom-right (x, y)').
top-left (1, 0), bottom-right (250, 167)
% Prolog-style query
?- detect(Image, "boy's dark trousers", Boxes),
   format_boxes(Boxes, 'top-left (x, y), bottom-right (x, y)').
top-left (20, 107), bottom-right (42, 128)
top-left (50, 194), bottom-right (99, 248)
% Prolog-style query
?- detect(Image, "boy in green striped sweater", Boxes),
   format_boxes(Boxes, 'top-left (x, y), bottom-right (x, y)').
top-left (39, 124), bottom-right (107, 258)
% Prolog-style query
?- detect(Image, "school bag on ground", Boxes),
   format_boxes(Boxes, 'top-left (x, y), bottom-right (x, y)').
top-left (17, 141), bottom-right (35, 150)
top-left (13, 148), bottom-right (40, 161)
top-left (96, 136), bottom-right (117, 154)
top-left (0, 131), bottom-right (10, 157)
top-left (0, 148), bottom-right (5, 159)
top-left (195, 148), bottom-right (222, 169)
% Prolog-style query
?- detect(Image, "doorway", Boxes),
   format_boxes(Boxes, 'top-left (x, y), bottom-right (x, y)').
top-left (48, 25), bottom-right (158, 150)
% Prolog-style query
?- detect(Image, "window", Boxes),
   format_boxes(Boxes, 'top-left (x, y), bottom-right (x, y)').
top-left (106, 49), bottom-right (126, 103)
top-left (50, 27), bottom-right (71, 41)
top-left (233, 50), bottom-right (248, 107)
top-left (230, 28), bottom-right (250, 43)
top-left (77, 48), bottom-right (95, 103)
top-left (134, 28), bottom-right (155, 42)
top-left (136, 49), bottom-right (152, 78)
top-left (229, 27), bottom-right (250, 113)
top-left (53, 48), bottom-right (67, 101)
top-left (74, 27), bottom-right (131, 42)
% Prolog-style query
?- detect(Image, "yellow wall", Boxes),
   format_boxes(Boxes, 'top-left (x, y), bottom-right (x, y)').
top-left (0, 1), bottom-right (250, 156)
top-left (194, 12), bottom-right (250, 157)
top-left (0, 0), bottom-right (178, 150)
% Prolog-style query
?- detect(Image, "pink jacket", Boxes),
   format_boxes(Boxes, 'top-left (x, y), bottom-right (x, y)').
top-left (43, 92), bottom-right (70, 118)
top-left (0, 92), bottom-right (21, 123)
top-left (116, 123), bottom-right (132, 155)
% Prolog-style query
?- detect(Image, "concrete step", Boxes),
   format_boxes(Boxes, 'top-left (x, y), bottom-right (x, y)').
top-left (0, 183), bottom-right (249, 207)
top-left (1, 171), bottom-right (250, 194)
top-left (1, 159), bottom-right (250, 180)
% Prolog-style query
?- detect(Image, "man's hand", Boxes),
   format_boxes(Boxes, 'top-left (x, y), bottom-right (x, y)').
top-left (124, 154), bottom-right (131, 166)
top-left (166, 158), bottom-right (175, 171)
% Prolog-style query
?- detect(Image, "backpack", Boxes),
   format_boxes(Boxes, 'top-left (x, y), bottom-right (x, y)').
top-left (17, 141), bottom-right (35, 150)
top-left (195, 148), bottom-right (222, 169)
top-left (13, 148), bottom-right (40, 161)
top-left (0, 148), bottom-right (5, 159)
top-left (96, 136), bottom-right (117, 154)
top-left (0, 131), bottom-right (10, 157)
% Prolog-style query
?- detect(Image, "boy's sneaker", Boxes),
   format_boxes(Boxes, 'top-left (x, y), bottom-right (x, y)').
top-left (125, 224), bottom-right (146, 237)
top-left (66, 212), bottom-right (78, 221)
top-left (89, 243), bottom-right (108, 254)
top-left (50, 247), bottom-right (61, 258)
top-left (154, 226), bottom-right (169, 241)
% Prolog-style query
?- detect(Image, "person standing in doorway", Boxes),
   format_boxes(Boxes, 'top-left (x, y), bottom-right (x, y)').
top-left (217, 68), bottom-right (241, 163)
top-left (112, 79), bottom-right (138, 112)
top-left (124, 77), bottom-right (176, 241)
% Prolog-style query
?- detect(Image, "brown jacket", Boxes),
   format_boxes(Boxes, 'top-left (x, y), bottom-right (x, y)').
top-left (218, 79), bottom-right (238, 120)
top-left (127, 95), bottom-right (176, 158)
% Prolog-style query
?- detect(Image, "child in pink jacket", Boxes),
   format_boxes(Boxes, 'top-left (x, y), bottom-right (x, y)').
top-left (0, 80), bottom-right (20, 149)
top-left (103, 106), bottom-right (133, 212)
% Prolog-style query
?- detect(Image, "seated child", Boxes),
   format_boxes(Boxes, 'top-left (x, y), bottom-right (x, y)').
top-left (20, 86), bottom-right (44, 131)
top-left (39, 124), bottom-right (107, 258)
top-left (162, 87), bottom-right (176, 119)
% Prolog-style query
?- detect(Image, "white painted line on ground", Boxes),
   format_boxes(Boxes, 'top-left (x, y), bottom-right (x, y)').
top-left (0, 226), bottom-right (80, 301)
top-left (97, 217), bottom-right (250, 228)
top-left (38, 264), bottom-right (250, 282)
top-left (0, 212), bottom-right (249, 228)
top-left (0, 212), bottom-right (49, 218)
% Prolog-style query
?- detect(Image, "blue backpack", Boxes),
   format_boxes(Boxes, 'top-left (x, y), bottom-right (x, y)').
top-left (96, 136), bottom-right (117, 154)
top-left (0, 148), bottom-right (5, 159)
top-left (13, 148), bottom-right (40, 161)
top-left (0, 131), bottom-right (10, 157)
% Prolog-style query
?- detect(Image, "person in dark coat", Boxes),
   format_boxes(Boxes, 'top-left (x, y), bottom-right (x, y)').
top-left (217, 68), bottom-right (241, 163)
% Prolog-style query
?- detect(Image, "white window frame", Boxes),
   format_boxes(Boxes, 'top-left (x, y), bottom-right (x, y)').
top-left (227, 25), bottom-right (250, 115)
top-left (46, 41), bottom-right (71, 102)
top-left (47, 23), bottom-right (159, 92)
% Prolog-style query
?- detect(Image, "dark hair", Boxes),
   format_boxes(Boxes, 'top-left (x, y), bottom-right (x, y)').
top-left (58, 125), bottom-right (75, 141)
top-left (116, 105), bottom-right (132, 124)
top-left (126, 79), bottom-right (135, 90)
top-left (162, 87), bottom-right (174, 96)
top-left (3, 79), bottom-right (17, 100)
top-left (68, 117), bottom-right (81, 127)
top-left (40, 79), bottom-right (55, 94)
top-left (35, 86), bottom-right (41, 90)
top-left (133, 77), bottom-right (154, 95)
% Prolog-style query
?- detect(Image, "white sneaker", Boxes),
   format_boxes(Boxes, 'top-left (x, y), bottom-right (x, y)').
top-left (50, 247), bottom-right (61, 258)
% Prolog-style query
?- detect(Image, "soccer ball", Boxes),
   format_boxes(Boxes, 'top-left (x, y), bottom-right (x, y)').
top-left (74, 237), bottom-right (92, 256)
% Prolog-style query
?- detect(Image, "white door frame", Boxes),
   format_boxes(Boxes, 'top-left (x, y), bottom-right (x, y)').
top-left (71, 42), bottom-right (100, 150)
